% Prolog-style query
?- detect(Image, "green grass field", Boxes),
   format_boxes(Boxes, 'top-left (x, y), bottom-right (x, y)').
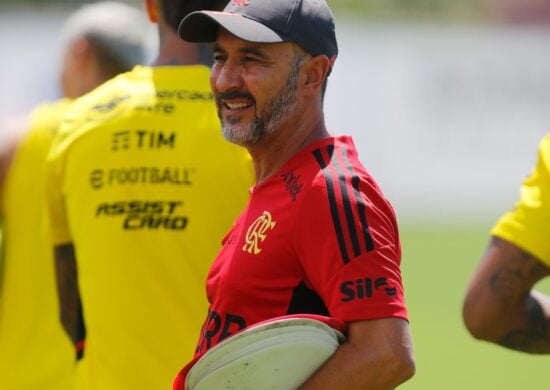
top-left (398, 224), bottom-right (550, 389)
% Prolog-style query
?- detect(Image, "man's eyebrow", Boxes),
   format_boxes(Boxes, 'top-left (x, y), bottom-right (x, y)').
top-left (238, 47), bottom-right (269, 59)
top-left (213, 44), bottom-right (271, 60)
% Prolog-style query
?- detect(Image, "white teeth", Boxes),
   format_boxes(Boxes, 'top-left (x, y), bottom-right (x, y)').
top-left (226, 102), bottom-right (251, 110)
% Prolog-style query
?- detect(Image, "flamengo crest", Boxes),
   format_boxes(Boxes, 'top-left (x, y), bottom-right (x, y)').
top-left (243, 211), bottom-right (276, 254)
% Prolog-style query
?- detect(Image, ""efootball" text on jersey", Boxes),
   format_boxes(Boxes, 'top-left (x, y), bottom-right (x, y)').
top-left (89, 167), bottom-right (195, 189)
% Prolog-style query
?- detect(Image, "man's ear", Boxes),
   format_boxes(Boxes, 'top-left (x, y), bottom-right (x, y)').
top-left (67, 37), bottom-right (101, 97)
top-left (70, 37), bottom-right (93, 66)
top-left (145, 0), bottom-right (158, 23)
top-left (301, 55), bottom-right (331, 95)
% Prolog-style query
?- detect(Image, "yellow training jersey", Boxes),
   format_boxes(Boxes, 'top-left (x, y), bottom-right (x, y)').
top-left (492, 134), bottom-right (550, 266)
top-left (0, 100), bottom-right (75, 390)
top-left (46, 65), bottom-right (253, 390)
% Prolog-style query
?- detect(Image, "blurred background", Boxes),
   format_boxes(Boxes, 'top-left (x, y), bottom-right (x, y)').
top-left (1, 0), bottom-right (550, 388)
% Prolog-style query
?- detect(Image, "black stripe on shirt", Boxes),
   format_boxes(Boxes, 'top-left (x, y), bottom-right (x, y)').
top-left (313, 144), bottom-right (376, 263)
top-left (329, 145), bottom-right (363, 258)
top-left (341, 147), bottom-right (375, 252)
top-left (313, 147), bottom-right (350, 263)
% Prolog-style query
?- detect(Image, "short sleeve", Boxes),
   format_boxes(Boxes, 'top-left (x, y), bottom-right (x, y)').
top-left (293, 176), bottom-right (408, 323)
top-left (492, 135), bottom-right (550, 266)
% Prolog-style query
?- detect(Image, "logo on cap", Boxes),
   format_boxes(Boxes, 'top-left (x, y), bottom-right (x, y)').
top-left (233, 0), bottom-right (250, 6)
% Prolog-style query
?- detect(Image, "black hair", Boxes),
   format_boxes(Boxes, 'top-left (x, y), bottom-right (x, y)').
top-left (160, 0), bottom-right (229, 31)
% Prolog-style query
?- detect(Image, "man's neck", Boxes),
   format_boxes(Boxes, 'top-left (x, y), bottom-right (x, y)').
top-left (249, 115), bottom-right (330, 185)
top-left (153, 31), bottom-right (203, 66)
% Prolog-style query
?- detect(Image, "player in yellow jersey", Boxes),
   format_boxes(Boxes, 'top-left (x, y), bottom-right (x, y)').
top-left (463, 135), bottom-right (550, 353)
top-left (0, 3), bottom-right (149, 390)
top-left (45, 0), bottom-right (253, 389)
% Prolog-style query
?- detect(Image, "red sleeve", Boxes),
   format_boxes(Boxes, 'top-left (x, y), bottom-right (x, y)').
top-left (293, 174), bottom-right (408, 323)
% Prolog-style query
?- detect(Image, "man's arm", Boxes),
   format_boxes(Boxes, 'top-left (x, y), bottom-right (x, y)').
top-left (463, 236), bottom-right (550, 353)
top-left (54, 243), bottom-right (86, 359)
top-left (299, 318), bottom-right (415, 390)
top-left (0, 138), bottom-right (17, 192)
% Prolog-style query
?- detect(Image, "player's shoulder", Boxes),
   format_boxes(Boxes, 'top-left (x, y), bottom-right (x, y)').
top-left (29, 99), bottom-right (72, 129)
top-left (539, 134), bottom-right (550, 157)
top-left (60, 65), bottom-right (212, 137)
top-left (47, 69), bottom-right (145, 160)
top-left (72, 67), bottom-right (145, 121)
top-left (152, 65), bottom-right (213, 104)
top-left (306, 136), bottom-right (379, 190)
top-left (305, 135), bottom-right (364, 173)
top-left (532, 134), bottom-right (550, 176)
top-left (153, 64), bottom-right (211, 85)
top-left (13, 100), bottom-right (73, 153)
top-left (299, 136), bottom-right (396, 221)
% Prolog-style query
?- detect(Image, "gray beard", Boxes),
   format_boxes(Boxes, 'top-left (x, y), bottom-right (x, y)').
top-left (221, 65), bottom-right (300, 147)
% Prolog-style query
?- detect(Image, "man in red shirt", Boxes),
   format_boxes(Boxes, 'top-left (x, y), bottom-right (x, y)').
top-left (176, 0), bottom-right (416, 388)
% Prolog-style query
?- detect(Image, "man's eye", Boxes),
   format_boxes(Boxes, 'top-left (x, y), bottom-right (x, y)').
top-left (242, 56), bottom-right (259, 63)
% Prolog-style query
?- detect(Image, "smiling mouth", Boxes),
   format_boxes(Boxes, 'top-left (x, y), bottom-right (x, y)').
top-left (223, 101), bottom-right (253, 111)
top-left (217, 91), bottom-right (255, 113)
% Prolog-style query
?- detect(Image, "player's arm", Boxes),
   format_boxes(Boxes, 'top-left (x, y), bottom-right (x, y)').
top-left (0, 138), bottom-right (17, 193)
top-left (463, 236), bottom-right (550, 353)
top-left (299, 317), bottom-right (415, 389)
top-left (54, 243), bottom-right (86, 359)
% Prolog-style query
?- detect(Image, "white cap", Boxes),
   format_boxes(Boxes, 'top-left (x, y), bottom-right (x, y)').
top-left (62, 1), bottom-right (151, 68)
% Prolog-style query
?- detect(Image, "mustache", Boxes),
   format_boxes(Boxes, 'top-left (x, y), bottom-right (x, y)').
top-left (216, 91), bottom-right (255, 104)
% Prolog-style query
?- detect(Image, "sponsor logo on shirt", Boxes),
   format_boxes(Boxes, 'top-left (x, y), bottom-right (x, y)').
top-left (340, 277), bottom-right (398, 302)
top-left (89, 167), bottom-right (194, 189)
top-left (281, 170), bottom-right (303, 202)
top-left (242, 211), bottom-right (276, 255)
top-left (135, 102), bottom-right (175, 114)
top-left (86, 89), bottom-right (212, 122)
top-left (87, 95), bottom-right (130, 121)
top-left (156, 89), bottom-right (213, 101)
top-left (196, 309), bottom-right (247, 354)
top-left (95, 200), bottom-right (188, 230)
top-left (111, 130), bottom-right (176, 151)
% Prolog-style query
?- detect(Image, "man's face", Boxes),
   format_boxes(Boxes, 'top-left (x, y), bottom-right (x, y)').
top-left (210, 29), bottom-right (304, 147)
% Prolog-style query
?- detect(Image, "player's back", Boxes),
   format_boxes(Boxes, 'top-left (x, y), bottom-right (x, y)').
top-left (46, 65), bottom-right (253, 389)
top-left (0, 100), bottom-right (75, 390)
